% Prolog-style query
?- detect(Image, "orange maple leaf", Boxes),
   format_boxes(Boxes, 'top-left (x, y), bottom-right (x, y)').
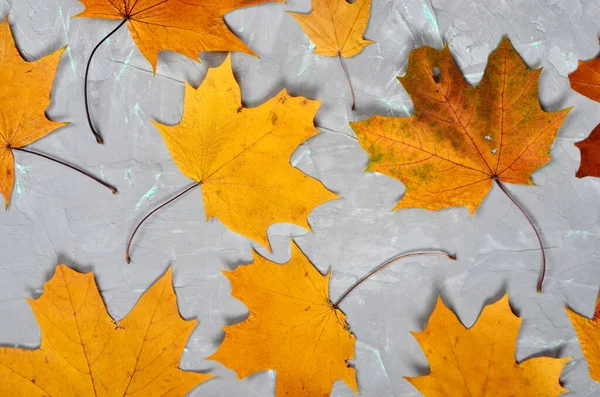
top-left (569, 54), bottom-right (600, 178)
top-left (566, 295), bottom-right (600, 382)
top-left (407, 295), bottom-right (570, 396)
top-left (75, 0), bottom-right (283, 71)
top-left (0, 20), bottom-right (64, 208)
top-left (351, 37), bottom-right (571, 215)
top-left (569, 54), bottom-right (600, 104)
top-left (0, 265), bottom-right (211, 396)
top-left (126, 55), bottom-right (336, 261)
top-left (208, 242), bottom-right (357, 397)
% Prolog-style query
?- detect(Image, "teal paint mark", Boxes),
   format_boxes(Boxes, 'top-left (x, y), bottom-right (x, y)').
top-left (297, 43), bottom-right (316, 76)
top-left (15, 164), bottom-right (30, 174)
top-left (564, 230), bottom-right (596, 238)
top-left (378, 98), bottom-right (396, 116)
top-left (125, 169), bottom-right (134, 186)
top-left (58, 8), bottom-right (76, 74)
top-left (530, 41), bottom-right (543, 48)
top-left (125, 115), bottom-right (129, 125)
top-left (375, 43), bottom-right (384, 60)
top-left (372, 348), bottom-right (390, 380)
top-left (16, 180), bottom-right (22, 195)
top-left (135, 172), bottom-right (164, 211)
top-left (117, 48), bottom-right (135, 81)
top-left (136, 185), bottom-right (158, 211)
top-left (238, 27), bottom-right (245, 33)
top-left (134, 103), bottom-right (144, 124)
top-left (421, 1), bottom-right (440, 34)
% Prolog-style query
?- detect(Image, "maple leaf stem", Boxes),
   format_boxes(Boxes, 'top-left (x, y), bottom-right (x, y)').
top-left (11, 146), bottom-right (117, 194)
top-left (126, 182), bottom-right (200, 263)
top-left (338, 52), bottom-right (356, 111)
top-left (332, 251), bottom-right (456, 308)
top-left (494, 177), bottom-right (546, 293)
top-left (84, 17), bottom-right (129, 145)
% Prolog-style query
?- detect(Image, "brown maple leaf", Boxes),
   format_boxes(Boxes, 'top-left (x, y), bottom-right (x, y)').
top-left (569, 53), bottom-right (600, 178)
top-left (351, 37), bottom-right (571, 292)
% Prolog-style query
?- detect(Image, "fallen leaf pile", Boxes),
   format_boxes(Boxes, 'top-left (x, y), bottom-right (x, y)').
top-left (2, 1), bottom-right (600, 397)
top-left (0, 265), bottom-right (209, 396)
top-left (408, 295), bottom-right (570, 396)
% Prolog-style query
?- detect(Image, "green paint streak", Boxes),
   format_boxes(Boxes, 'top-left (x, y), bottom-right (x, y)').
top-left (16, 180), bottom-right (22, 195)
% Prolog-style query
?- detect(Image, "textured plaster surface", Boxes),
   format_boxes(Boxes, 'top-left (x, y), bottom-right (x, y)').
top-left (1, 0), bottom-right (600, 395)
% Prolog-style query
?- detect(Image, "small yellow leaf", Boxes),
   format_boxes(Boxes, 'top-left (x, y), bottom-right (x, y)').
top-left (152, 55), bottom-right (337, 249)
top-left (407, 295), bottom-right (569, 397)
top-left (0, 265), bottom-right (211, 396)
top-left (289, 0), bottom-right (374, 57)
top-left (208, 242), bottom-right (357, 397)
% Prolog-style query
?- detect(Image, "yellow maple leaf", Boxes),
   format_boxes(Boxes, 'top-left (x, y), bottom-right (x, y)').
top-left (0, 19), bottom-right (65, 208)
top-left (289, 0), bottom-right (374, 58)
top-left (150, 55), bottom-right (337, 250)
top-left (75, 0), bottom-right (283, 71)
top-left (208, 242), bottom-right (357, 397)
top-left (350, 37), bottom-right (571, 215)
top-left (407, 295), bottom-right (570, 397)
top-left (0, 265), bottom-right (211, 396)
top-left (566, 295), bottom-right (600, 382)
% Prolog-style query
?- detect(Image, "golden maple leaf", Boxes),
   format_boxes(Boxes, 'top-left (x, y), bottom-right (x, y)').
top-left (569, 54), bottom-right (600, 178)
top-left (208, 242), bottom-right (357, 397)
top-left (0, 19), bottom-right (65, 208)
top-left (151, 55), bottom-right (337, 250)
top-left (74, 0), bottom-right (283, 71)
top-left (407, 295), bottom-right (570, 396)
top-left (566, 295), bottom-right (600, 382)
top-left (351, 37), bottom-right (571, 214)
top-left (0, 265), bottom-right (211, 396)
top-left (288, 0), bottom-right (374, 58)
